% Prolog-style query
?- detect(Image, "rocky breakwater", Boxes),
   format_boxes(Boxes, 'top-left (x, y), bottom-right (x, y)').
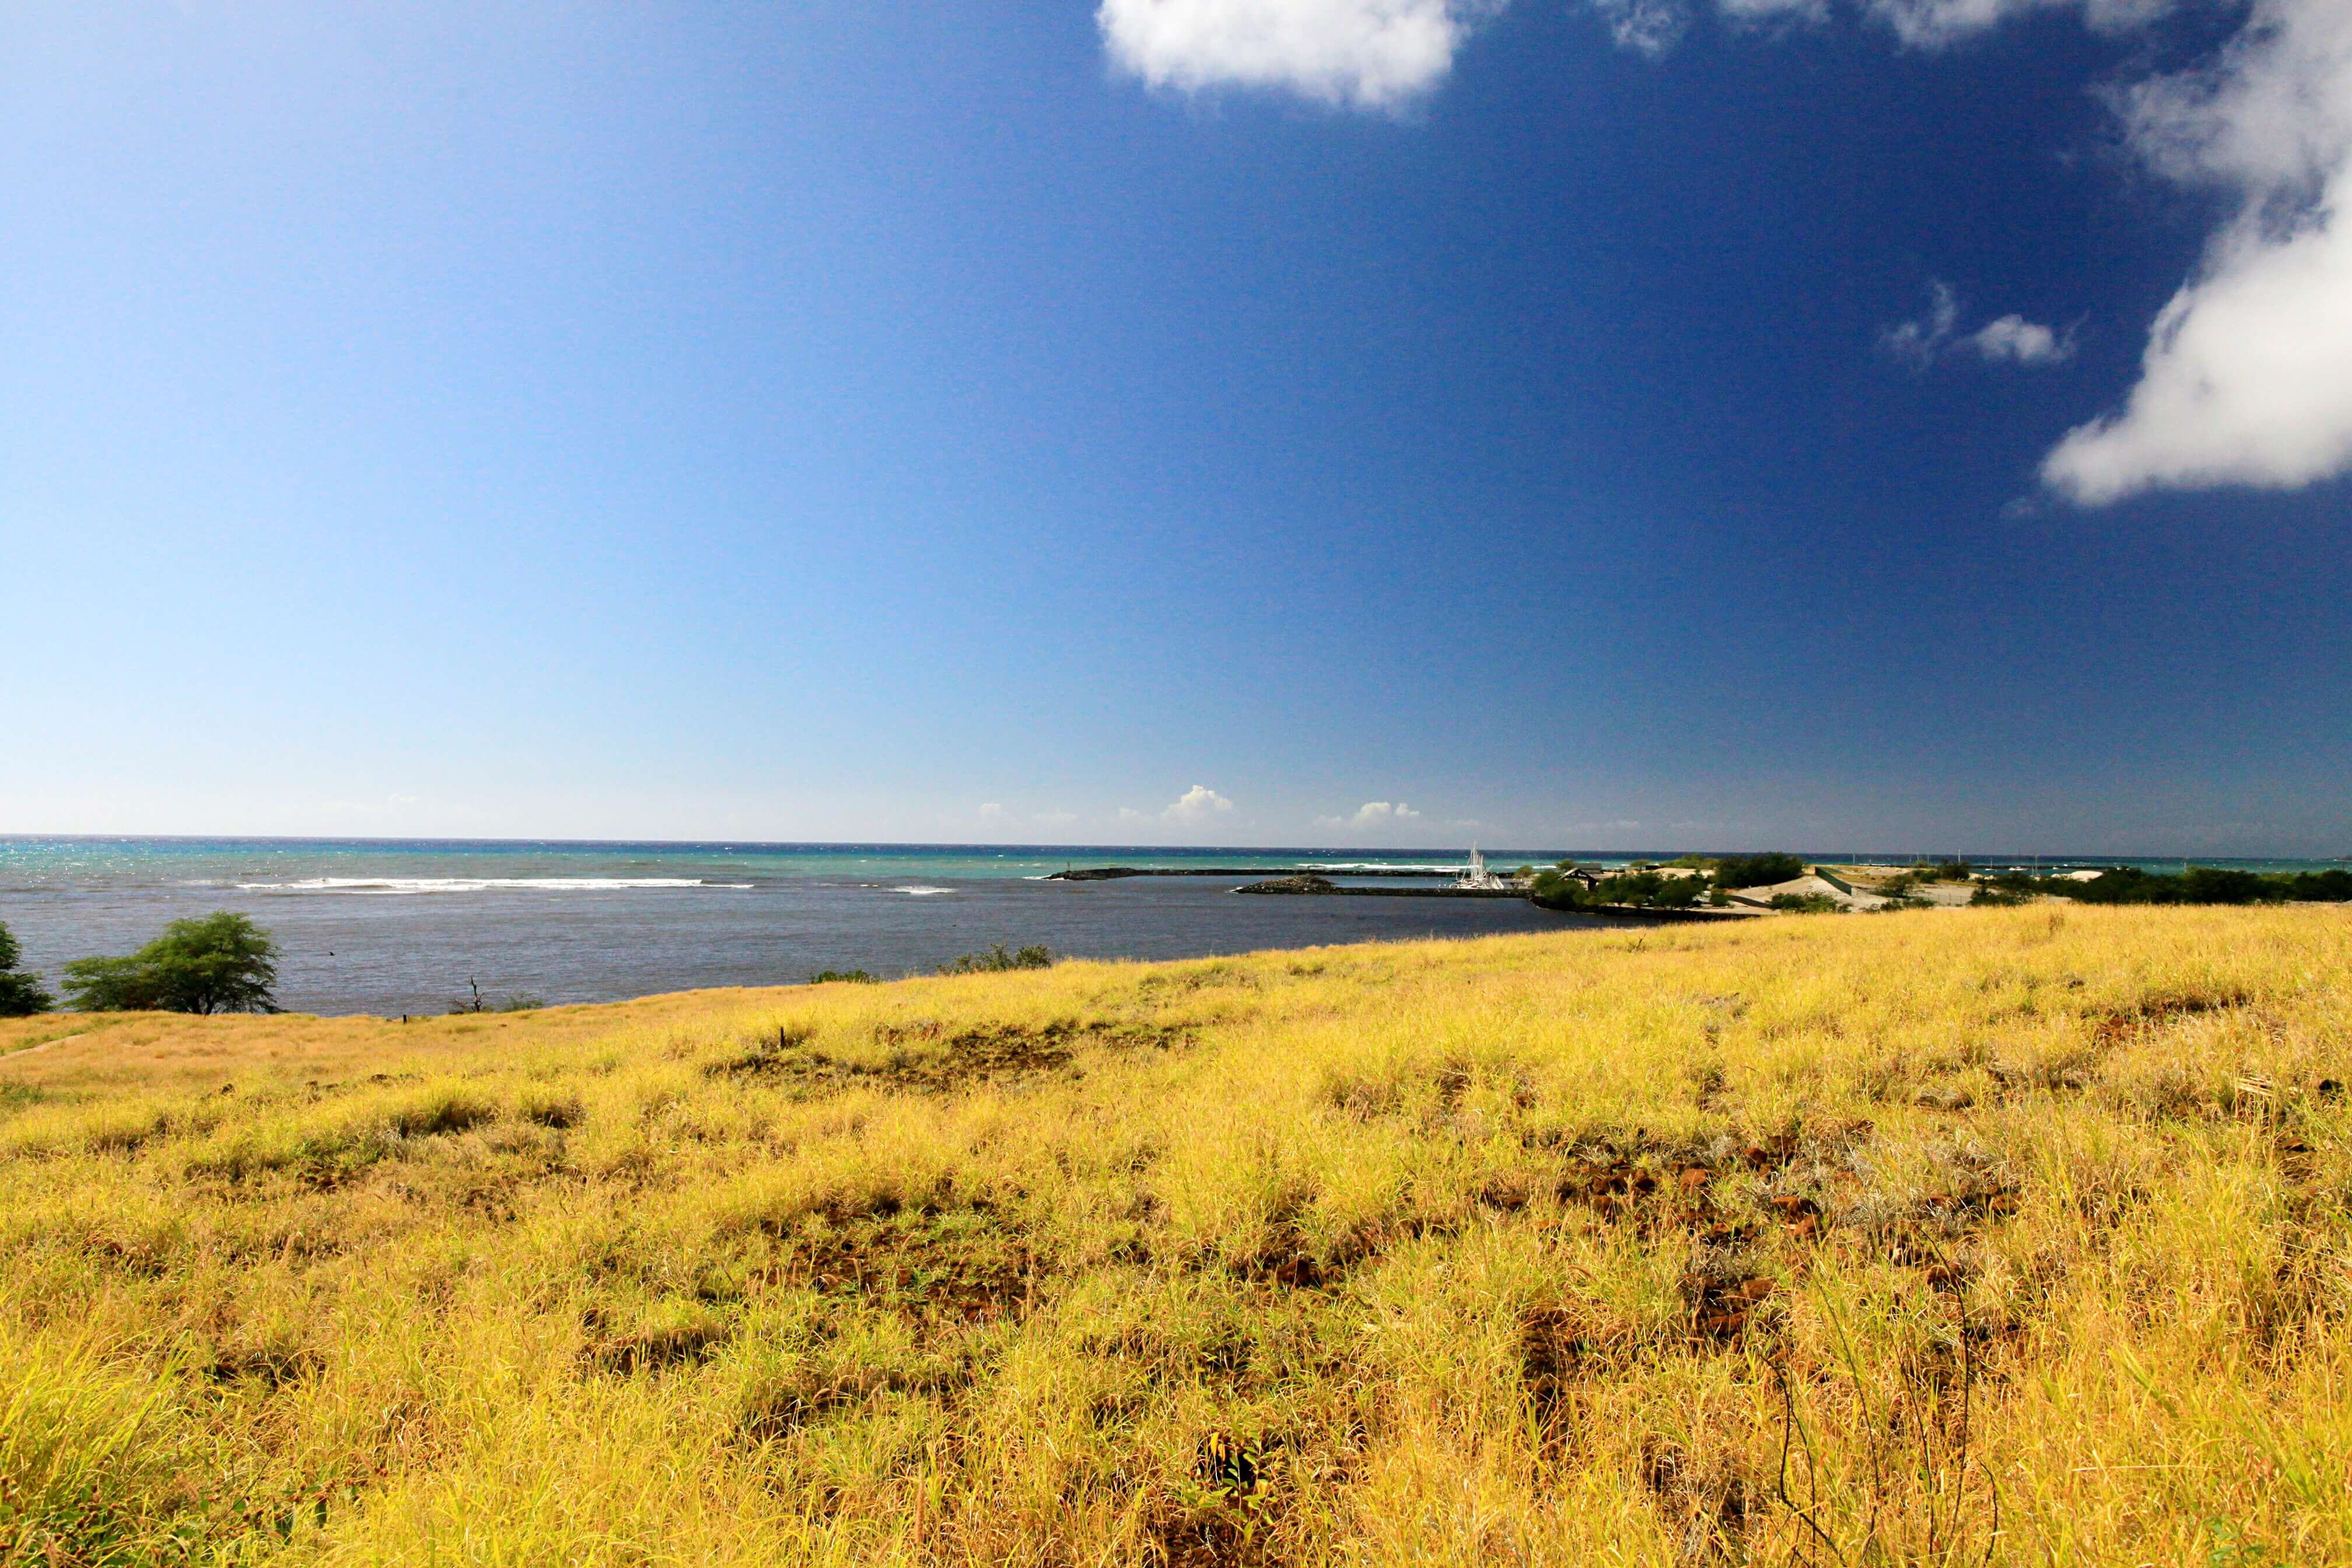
top-left (1236, 874), bottom-right (1529, 900)
top-left (1236, 874), bottom-right (1340, 895)
top-left (1048, 866), bottom-right (1453, 881)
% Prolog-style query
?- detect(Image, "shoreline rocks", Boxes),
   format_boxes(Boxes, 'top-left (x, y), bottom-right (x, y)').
top-left (1235, 874), bottom-right (1340, 895)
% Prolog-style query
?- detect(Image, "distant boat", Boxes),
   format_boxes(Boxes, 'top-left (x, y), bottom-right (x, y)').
top-left (1453, 845), bottom-right (1511, 891)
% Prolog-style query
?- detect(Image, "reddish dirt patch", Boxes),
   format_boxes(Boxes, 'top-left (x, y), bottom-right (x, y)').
top-left (713, 1019), bottom-right (1192, 1094)
top-left (1520, 1307), bottom-right (1588, 1430)
top-left (1684, 1272), bottom-right (1776, 1342)
top-left (2088, 990), bottom-right (2250, 1048)
top-left (792, 1204), bottom-right (1041, 1326)
top-left (579, 1308), bottom-right (732, 1376)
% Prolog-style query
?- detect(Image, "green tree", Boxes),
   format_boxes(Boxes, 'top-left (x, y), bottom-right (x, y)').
top-left (0, 921), bottom-right (54, 1016)
top-left (1713, 853), bottom-right (1806, 890)
top-left (62, 912), bottom-right (282, 1015)
top-left (938, 944), bottom-right (1052, 975)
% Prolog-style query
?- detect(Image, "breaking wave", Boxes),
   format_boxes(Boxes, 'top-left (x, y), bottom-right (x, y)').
top-left (235, 877), bottom-right (754, 894)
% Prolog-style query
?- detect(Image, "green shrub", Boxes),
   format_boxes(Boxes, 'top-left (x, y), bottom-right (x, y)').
top-left (808, 970), bottom-right (876, 985)
top-left (1652, 877), bottom-right (1703, 909)
top-left (1970, 866), bottom-right (2351, 907)
top-left (1714, 853), bottom-right (1805, 890)
top-left (61, 912), bottom-right (279, 1015)
top-left (939, 944), bottom-right (1052, 975)
top-left (1530, 870), bottom-right (1585, 909)
top-left (0, 922), bottom-right (52, 1017)
top-left (1768, 893), bottom-right (1841, 914)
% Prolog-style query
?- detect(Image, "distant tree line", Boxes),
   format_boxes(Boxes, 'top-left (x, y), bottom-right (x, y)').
top-left (1976, 866), bottom-right (2352, 907)
top-left (1530, 853), bottom-right (2352, 915)
top-left (1531, 852), bottom-right (1811, 912)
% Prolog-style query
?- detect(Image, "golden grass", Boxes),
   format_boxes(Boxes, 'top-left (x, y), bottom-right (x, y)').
top-left (2, 906), bottom-right (2347, 1566)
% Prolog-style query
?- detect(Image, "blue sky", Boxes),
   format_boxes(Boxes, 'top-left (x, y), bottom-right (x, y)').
top-left (4, 1), bottom-right (2347, 855)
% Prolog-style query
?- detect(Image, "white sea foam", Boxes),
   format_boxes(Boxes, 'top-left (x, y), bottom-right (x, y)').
top-left (892, 884), bottom-right (954, 896)
top-left (235, 877), bottom-right (753, 894)
top-left (1305, 861), bottom-right (1462, 873)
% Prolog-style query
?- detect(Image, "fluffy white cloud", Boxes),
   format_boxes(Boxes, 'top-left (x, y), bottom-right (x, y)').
top-left (1591, 0), bottom-right (1689, 57)
top-left (1314, 800), bottom-right (1424, 827)
top-left (1104, 0), bottom-right (2352, 502)
top-left (1968, 314), bottom-right (2073, 365)
top-left (1858, 0), bottom-right (2173, 50)
top-left (1881, 282), bottom-right (2068, 369)
top-left (1097, 0), bottom-right (1487, 110)
top-left (1645, 0), bottom-right (2352, 501)
top-left (2043, 0), bottom-right (2352, 502)
top-left (1161, 783), bottom-right (1237, 822)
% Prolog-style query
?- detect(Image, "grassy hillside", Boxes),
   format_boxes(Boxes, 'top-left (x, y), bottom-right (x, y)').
top-left (2, 907), bottom-right (2347, 1566)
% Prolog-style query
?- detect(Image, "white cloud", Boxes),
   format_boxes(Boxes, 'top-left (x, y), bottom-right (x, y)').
top-left (1161, 783), bottom-right (1237, 822)
top-left (1864, 0), bottom-right (2179, 50)
top-left (1103, 0), bottom-right (2352, 502)
top-left (1968, 314), bottom-right (2073, 365)
top-left (2043, 0), bottom-right (2352, 502)
top-left (1314, 800), bottom-right (1424, 828)
top-left (1881, 280), bottom-right (1960, 367)
top-left (1881, 281), bottom-right (2070, 369)
top-left (1717, 0), bottom-right (1829, 26)
top-left (976, 802), bottom-right (1007, 821)
top-left (1590, 0), bottom-right (1690, 57)
top-left (1097, 0), bottom-right (1489, 111)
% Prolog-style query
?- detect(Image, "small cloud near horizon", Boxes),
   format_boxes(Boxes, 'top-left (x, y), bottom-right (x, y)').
top-left (1161, 784), bottom-right (1236, 824)
top-left (1314, 800), bottom-right (1423, 829)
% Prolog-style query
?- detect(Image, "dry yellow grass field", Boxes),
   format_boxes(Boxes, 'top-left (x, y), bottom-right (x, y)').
top-left (3, 905), bottom-right (2347, 1566)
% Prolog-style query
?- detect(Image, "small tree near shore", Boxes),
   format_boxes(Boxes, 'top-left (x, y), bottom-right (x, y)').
top-left (62, 912), bottom-right (282, 1015)
top-left (939, 944), bottom-right (1052, 975)
top-left (0, 922), bottom-right (53, 1016)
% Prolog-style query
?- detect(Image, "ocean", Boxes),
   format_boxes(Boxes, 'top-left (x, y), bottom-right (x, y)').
top-left (0, 838), bottom-right (1592, 1016)
top-left (4, 838), bottom-right (2337, 1018)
